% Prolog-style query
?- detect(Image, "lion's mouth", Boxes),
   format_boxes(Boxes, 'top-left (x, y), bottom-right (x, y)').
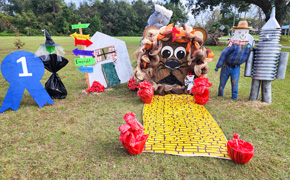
top-left (157, 73), bottom-right (183, 86)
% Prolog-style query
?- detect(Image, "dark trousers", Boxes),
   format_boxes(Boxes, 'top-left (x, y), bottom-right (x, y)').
top-left (218, 65), bottom-right (240, 99)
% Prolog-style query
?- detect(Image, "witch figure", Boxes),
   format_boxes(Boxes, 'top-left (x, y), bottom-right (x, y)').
top-left (35, 30), bottom-right (69, 99)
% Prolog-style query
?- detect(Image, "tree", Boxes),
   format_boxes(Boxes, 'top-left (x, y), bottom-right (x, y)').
top-left (24, 26), bottom-right (31, 36)
top-left (203, 8), bottom-right (222, 31)
top-left (185, 0), bottom-right (290, 26)
top-left (164, 2), bottom-right (188, 24)
top-left (132, 0), bottom-right (153, 34)
top-left (0, 12), bottom-right (15, 31)
top-left (0, 0), bottom-right (6, 11)
top-left (55, 16), bottom-right (67, 34)
top-left (97, 0), bottom-right (115, 35)
top-left (90, 15), bottom-right (102, 33)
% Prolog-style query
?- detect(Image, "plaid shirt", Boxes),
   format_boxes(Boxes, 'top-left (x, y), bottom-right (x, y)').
top-left (215, 44), bottom-right (251, 69)
top-left (228, 40), bottom-right (249, 47)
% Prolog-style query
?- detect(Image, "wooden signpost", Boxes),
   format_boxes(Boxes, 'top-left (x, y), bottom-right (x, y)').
top-left (71, 22), bottom-right (92, 88)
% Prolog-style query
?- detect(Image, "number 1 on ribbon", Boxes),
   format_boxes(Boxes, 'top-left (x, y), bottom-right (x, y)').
top-left (17, 57), bottom-right (32, 77)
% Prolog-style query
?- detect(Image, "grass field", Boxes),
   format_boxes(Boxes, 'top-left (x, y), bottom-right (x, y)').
top-left (0, 36), bottom-right (290, 179)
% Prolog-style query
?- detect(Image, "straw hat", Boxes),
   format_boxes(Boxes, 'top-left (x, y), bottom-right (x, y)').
top-left (231, 21), bottom-right (252, 30)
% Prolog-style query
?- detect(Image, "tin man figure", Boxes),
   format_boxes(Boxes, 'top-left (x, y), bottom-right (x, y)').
top-left (244, 7), bottom-right (289, 103)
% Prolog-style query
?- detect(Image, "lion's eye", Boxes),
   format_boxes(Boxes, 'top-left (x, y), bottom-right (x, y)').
top-left (174, 47), bottom-right (186, 59)
top-left (161, 46), bottom-right (173, 58)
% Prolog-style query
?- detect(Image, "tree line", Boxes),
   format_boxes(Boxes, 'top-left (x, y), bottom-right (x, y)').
top-left (183, 0), bottom-right (290, 26)
top-left (0, 0), bottom-right (188, 36)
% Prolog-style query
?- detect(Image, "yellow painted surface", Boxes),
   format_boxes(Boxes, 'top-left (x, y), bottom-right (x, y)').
top-left (143, 94), bottom-right (230, 159)
top-left (70, 32), bottom-right (90, 40)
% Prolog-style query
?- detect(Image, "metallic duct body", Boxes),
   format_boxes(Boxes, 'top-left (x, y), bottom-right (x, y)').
top-left (252, 29), bottom-right (282, 81)
top-left (245, 7), bottom-right (289, 103)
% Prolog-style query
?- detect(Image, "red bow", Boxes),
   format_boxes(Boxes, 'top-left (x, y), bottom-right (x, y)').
top-left (165, 27), bottom-right (180, 42)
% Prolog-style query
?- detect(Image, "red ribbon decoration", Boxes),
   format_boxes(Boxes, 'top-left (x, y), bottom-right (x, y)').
top-left (164, 27), bottom-right (180, 42)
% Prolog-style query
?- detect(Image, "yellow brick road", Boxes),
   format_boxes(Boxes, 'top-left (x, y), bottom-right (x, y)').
top-left (143, 94), bottom-right (230, 159)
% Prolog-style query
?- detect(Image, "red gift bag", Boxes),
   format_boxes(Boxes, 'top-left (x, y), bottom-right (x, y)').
top-left (191, 77), bottom-right (212, 105)
top-left (227, 133), bottom-right (254, 164)
top-left (119, 112), bottom-right (149, 155)
top-left (122, 134), bottom-right (149, 155)
top-left (127, 77), bottom-right (139, 91)
top-left (85, 81), bottom-right (105, 93)
top-left (137, 81), bottom-right (154, 104)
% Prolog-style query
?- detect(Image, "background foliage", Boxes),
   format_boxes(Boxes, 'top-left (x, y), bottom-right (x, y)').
top-left (185, 0), bottom-right (290, 26)
top-left (0, 0), bottom-right (187, 36)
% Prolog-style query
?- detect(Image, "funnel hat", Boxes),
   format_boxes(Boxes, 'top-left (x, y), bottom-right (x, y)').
top-left (41, 29), bottom-right (60, 46)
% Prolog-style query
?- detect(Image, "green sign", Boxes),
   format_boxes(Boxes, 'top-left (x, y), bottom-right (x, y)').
top-left (71, 23), bottom-right (90, 29)
top-left (74, 58), bottom-right (96, 66)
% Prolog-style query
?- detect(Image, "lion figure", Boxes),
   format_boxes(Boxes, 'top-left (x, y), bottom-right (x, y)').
top-left (135, 24), bottom-right (214, 95)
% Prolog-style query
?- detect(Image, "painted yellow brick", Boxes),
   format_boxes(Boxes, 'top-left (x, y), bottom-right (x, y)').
top-left (143, 94), bottom-right (229, 159)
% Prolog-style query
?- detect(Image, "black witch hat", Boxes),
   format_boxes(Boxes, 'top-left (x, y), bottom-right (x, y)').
top-left (41, 29), bottom-right (60, 46)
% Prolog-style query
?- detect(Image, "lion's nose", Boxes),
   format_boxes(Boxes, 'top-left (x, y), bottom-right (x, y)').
top-left (165, 59), bottom-right (181, 71)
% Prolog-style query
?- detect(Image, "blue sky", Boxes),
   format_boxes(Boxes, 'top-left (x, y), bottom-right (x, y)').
top-left (64, 0), bottom-right (133, 5)
top-left (64, 0), bottom-right (83, 4)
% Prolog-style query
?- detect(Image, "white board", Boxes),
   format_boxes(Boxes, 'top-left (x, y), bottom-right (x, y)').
top-left (84, 32), bottom-right (133, 88)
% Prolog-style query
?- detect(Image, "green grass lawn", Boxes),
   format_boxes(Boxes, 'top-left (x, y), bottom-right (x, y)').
top-left (0, 36), bottom-right (290, 179)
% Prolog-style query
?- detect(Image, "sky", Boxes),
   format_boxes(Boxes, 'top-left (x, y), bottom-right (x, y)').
top-left (64, 0), bottom-right (85, 5)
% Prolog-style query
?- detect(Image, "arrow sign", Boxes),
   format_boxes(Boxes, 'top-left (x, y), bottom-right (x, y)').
top-left (74, 38), bottom-right (93, 47)
top-left (70, 32), bottom-right (90, 40)
top-left (74, 57), bottom-right (96, 66)
top-left (77, 66), bottom-right (94, 73)
top-left (71, 23), bottom-right (90, 29)
top-left (72, 48), bottom-right (94, 56)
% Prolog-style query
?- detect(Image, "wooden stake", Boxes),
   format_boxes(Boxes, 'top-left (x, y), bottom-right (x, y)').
top-left (78, 22), bottom-right (90, 89)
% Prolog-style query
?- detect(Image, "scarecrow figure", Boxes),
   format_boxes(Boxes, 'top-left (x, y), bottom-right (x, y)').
top-left (215, 21), bottom-right (253, 100)
top-left (146, 4), bottom-right (173, 29)
top-left (35, 30), bottom-right (69, 99)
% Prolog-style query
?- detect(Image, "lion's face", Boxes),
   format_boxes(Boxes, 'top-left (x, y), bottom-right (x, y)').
top-left (152, 40), bottom-right (188, 86)
top-left (135, 24), bottom-right (212, 95)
